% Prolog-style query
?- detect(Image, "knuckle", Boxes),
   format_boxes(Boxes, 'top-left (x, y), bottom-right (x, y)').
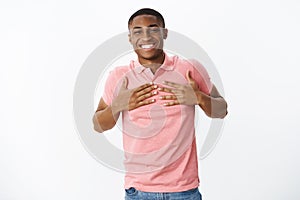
top-left (137, 96), bottom-right (142, 102)
top-left (142, 88), bottom-right (150, 94)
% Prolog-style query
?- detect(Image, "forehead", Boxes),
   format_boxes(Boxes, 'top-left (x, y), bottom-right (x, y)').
top-left (129, 15), bottom-right (163, 28)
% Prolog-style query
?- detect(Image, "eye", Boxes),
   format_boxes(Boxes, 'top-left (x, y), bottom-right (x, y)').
top-left (133, 30), bottom-right (142, 35)
top-left (149, 27), bottom-right (160, 33)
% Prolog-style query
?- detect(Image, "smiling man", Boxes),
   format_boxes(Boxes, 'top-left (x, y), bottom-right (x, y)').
top-left (93, 8), bottom-right (228, 200)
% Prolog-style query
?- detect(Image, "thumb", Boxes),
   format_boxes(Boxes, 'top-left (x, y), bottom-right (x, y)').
top-left (186, 70), bottom-right (198, 89)
top-left (186, 70), bottom-right (193, 83)
top-left (121, 76), bottom-right (128, 89)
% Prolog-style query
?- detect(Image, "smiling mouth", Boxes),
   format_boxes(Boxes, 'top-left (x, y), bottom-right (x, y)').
top-left (139, 43), bottom-right (156, 50)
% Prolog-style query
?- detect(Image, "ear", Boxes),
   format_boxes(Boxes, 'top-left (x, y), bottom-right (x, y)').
top-left (163, 28), bottom-right (168, 39)
top-left (128, 33), bottom-right (132, 44)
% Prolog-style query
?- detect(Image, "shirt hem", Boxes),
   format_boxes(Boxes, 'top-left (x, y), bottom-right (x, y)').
top-left (124, 182), bottom-right (200, 193)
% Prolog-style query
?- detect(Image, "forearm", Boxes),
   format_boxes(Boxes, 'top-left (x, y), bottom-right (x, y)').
top-left (93, 105), bottom-right (120, 133)
top-left (93, 81), bottom-right (158, 132)
top-left (197, 91), bottom-right (228, 119)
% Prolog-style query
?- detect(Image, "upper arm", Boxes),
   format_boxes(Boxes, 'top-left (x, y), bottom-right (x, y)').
top-left (102, 66), bottom-right (128, 105)
top-left (188, 59), bottom-right (213, 95)
top-left (93, 97), bottom-right (120, 132)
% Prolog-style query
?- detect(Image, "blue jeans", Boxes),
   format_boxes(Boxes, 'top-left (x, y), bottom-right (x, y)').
top-left (125, 187), bottom-right (202, 200)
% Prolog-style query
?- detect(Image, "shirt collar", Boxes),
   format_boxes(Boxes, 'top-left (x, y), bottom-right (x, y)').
top-left (132, 52), bottom-right (175, 73)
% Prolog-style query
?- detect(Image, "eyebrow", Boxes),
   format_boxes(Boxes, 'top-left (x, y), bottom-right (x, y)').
top-left (132, 24), bottom-right (160, 30)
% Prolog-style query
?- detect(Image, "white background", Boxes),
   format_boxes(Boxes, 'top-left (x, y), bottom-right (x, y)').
top-left (1, 0), bottom-right (300, 199)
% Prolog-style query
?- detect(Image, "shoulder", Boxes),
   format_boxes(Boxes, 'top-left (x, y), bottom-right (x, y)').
top-left (175, 57), bottom-right (204, 68)
top-left (107, 65), bottom-right (131, 79)
top-left (176, 57), bottom-right (209, 75)
top-left (171, 55), bottom-right (206, 74)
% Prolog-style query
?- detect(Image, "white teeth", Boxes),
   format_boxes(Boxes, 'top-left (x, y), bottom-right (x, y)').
top-left (141, 44), bottom-right (154, 49)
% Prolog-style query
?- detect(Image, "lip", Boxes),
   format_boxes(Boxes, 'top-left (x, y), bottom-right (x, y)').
top-left (138, 43), bottom-right (158, 51)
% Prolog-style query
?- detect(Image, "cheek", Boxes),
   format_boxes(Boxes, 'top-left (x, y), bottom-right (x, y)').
top-left (128, 35), bottom-right (135, 44)
top-left (129, 37), bottom-right (137, 45)
top-left (132, 42), bottom-right (139, 49)
top-left (156, 38), bottom-right (164, 47)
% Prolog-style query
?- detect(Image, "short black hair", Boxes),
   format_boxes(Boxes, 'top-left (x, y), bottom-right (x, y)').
top-left (128, 8), bottom-right (165, 28)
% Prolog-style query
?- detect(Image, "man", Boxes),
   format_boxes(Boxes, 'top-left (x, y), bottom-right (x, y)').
top-left (93, 8), bottom-right (228, 200)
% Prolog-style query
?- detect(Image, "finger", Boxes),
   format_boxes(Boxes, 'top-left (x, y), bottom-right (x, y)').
top-left (137, 99), bottom-right (156, 107)
top-left (158, 87), bottom-right (174, 94)
top-left (158, 87), bottom-right (182, 95)
top-left (135, 82), bottom-right (155, 92)
top-left (186, 70), bottom-right (198, 89)
top-left (163, 81), bottom-right (182, 88)
top-left (159, 95), bottom-right (177, 100)
top-left (136, 85), bottom-right (158, 96)
top-left (121, 76), bottom-right (128, 89)
top-left (136, 90), bottom-right (158, 102)
top-left (163, 100), bottom-right (180, 106)
top-left (129, 99), bottom-right (155, 110)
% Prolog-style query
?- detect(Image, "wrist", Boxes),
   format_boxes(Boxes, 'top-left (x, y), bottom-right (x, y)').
top-left (111, 99), bottom-right (122, 115)
top-left (196, 91), bottom-right (205, 106)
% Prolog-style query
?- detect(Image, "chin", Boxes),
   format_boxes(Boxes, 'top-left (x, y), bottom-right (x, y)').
top-left (136, 49), bottom-right (163, 60)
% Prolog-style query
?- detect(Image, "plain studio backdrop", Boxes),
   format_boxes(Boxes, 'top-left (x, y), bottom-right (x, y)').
top-left (1, 0), bottom-right (299, 199)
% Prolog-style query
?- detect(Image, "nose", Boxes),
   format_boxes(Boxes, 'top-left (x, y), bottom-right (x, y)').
top-left (142, 29), bottom-right (151, 39)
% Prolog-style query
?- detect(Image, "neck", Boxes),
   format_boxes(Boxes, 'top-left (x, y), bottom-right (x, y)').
top-left (138, 52), bottom-right (165, 74)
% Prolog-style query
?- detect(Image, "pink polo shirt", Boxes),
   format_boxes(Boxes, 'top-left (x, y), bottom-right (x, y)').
top-left (102, 53), bottom-right (212, 192)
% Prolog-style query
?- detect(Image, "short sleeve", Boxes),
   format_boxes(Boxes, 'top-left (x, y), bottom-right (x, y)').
top-left (102, 67), bottom-right (126, 105)
top-left (188, 59), bottom-right (213, 95)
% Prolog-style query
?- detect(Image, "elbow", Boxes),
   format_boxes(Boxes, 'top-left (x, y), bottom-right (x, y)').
top-left (92, 115), bottom-right (105, 133)
top-left (216, 101), bottom-right (228, 119)
top-left (93, 124), bottom-right (104, 133)
top-left (92, 114), bottom-right (115, 133)
top-left (218, 110), bottom-right (228, 119)
top-left (93, 124), bottom-right (103, 133)
top-left (217, 101), bottom-right (228, 119)
top-left (207, 110), bottom-right (227, 119)
top-left (206, 101), bottom-right (228, 119)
